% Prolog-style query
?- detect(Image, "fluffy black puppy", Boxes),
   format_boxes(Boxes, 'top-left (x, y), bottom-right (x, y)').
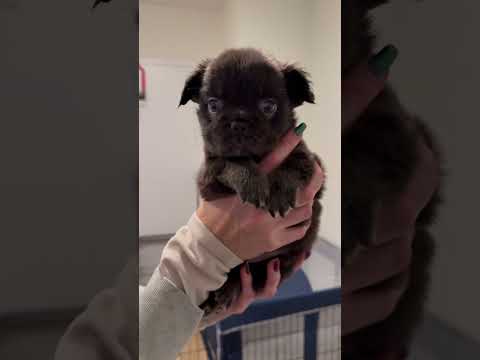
top-left (342, 0), bottom-right (442, 358)
top-left (179, 48), bottom-right (323, 315)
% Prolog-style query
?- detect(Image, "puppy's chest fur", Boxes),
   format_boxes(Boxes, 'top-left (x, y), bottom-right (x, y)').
top-left (198, 140), bottom-right (317, 212)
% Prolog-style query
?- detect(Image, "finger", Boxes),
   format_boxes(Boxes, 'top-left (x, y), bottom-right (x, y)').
top-left (342, 45), bottom-right (398, 131)
top-left (342, 238), bottom-right (412, 293)
top-left (296, 162), bottom-right (325, 206)
top-left (258, 124), bottom-right (305, 174)
top-left (257, 258), bottom-right (281, 299)
top-left (342, 270), bottom-right (410, 336)
top-left (280, 203), bottom-right (313, 228)
top-left (229, 264), bottom-right (256, 314)
top-left (278, 221), bottom-right (311, 246)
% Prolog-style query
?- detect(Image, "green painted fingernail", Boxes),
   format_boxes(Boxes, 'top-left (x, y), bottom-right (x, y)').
top-left (368, 44), bottom-right (399, 77)
top-left (294, 123), bottom-right (307, 136)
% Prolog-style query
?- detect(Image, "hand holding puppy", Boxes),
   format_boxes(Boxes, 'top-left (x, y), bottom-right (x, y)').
top-left (196, 124), bottom-right (323, 322)
top-left (342, 49), bottom-right (441, 339)
top-left (197, 124), bottom-right (324, 262)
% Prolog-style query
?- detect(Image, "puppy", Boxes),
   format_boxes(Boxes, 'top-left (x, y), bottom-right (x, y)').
top-left (179, 48), bottom-right (324, 316)
top-left (342, 0), bottom-right (442, 358)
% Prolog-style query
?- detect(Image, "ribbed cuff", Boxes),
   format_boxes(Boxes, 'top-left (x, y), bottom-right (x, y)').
top-left (189, 212), bottom-right (243, 270)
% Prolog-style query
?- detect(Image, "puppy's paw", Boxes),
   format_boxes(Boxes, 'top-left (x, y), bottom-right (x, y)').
top-left (238, 176), bottom-right (270, 208)
top-left (267, 179), bottom-right (297, 217)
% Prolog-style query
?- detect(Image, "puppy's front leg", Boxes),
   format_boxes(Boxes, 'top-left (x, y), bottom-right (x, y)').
top-left (197, 158), bottom-right (235, 201)
top-left (217, 160), bottom-right (269, 208)
top-left (267, 150), bottom-right (318, 217)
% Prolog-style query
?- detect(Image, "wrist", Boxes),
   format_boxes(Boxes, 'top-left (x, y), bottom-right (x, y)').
top-left (196, 204), bottom-right (244, 260)
top-left (192, 211), bottom-right (244, 266)
top-left (159, 213), bottom-right (243, 306)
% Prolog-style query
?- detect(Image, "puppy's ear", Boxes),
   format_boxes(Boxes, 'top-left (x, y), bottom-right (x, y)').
top-left (282, 64), bottom-right (315, 108)
top-left (179, 60), bottom-right (210, 106)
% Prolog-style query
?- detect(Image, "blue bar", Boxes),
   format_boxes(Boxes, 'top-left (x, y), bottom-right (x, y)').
top-left (220, 331), bottom-right (242, 360)
top-left (304, 313), bottom-right (319, 360)
top-left (221, 287), bottom-right (341, 331)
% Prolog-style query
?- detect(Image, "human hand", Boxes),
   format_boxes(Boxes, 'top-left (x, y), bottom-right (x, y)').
top-left (197, 124), bottom-right (325, 261)
top-left (200, 253), bottom-right (308, 327)
top-left (342, 45), bottom-right (398, 131)
top-left (342, 46), bottom-right (440, 336)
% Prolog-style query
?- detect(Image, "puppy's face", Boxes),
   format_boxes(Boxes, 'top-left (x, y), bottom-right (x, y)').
top-left (179, 48), bottom-right (314, 158)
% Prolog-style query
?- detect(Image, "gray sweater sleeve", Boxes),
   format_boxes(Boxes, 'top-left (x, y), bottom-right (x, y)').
top-left (54, 262), bottom-right (203, 360)
top-left (55, 213), bottom-right (242, 360)
top-left (139, 271), bottom-right (204, 360)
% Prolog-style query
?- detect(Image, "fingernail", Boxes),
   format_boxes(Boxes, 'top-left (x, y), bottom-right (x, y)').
top-left (368, 44), bottom-right (398, 77)
top-left (273, 259), bottom-right (280, 272)
top-left (245, 262), bottom-right (250, 274)
top-left (294, 123), bottom-right (307, 136)
top-left (305, 251), bottom-right (311, 260)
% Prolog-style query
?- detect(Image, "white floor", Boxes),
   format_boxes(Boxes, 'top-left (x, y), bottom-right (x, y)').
top-left (302, 238), bottom-right (341, 291)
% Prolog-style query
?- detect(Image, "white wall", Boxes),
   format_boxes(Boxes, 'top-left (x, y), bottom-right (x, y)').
top-left (140, 1), bottom-right (226, 61)
top-left (373, 0), bottom-right (480, 343)
top-left (225, 0), bottom-right (313, 64)
top-left (139, 1), bottom-right (228, 235)
top-left (308, 0), bottom-right (342, 247)
top-left (139, 62), bottom-right (203, 236)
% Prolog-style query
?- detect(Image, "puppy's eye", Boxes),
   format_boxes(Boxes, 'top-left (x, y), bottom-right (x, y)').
top-left (259, 99), bottom-right (277, 116)
top-left (207, 98), bottom-right (223, 113)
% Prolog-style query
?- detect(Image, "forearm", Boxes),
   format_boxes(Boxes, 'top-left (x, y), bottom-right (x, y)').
top-left (159, 213), bottom-right (243, 308)
top-left (142, 212), bottom-right (244, 357)
top-left (56, 214), bottom-right (243, 360)
top-left (139, 272), bottom-right (203, 360)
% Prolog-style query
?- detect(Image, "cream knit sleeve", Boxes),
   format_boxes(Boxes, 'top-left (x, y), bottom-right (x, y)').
top-left (159, 212), bottom-right (243, 307)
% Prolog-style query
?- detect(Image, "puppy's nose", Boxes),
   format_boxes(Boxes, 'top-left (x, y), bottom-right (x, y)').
top-left (230, 121), bottom-right (248, 133)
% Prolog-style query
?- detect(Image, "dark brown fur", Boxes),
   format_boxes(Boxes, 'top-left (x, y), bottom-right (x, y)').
top-left (179, 48), bottom-right (323, 316)
top-left (342, 0), bottom-right (442, 358)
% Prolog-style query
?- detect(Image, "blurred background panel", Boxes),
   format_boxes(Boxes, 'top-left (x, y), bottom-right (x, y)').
top-left (374, 1), bottom-right (480, 357)
top-left (0, 0), bottom-right (138, 358)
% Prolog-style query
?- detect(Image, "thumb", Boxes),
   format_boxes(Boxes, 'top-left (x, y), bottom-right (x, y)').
top-left (342, 45), bottom-right (397, 130)
top-left (258, 123), bottom-right (306, 174)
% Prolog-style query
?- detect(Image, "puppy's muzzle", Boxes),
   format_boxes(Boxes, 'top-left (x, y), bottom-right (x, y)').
top-left (230, 120), bottom-right (249, 133)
